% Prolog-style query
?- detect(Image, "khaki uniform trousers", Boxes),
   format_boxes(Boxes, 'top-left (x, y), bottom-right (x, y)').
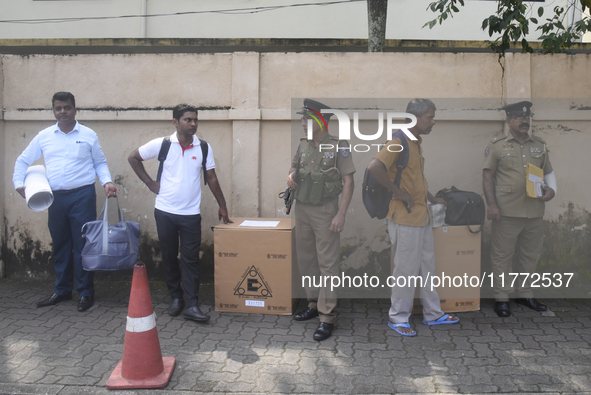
top-left (491, 216), bottom-right (544, 301)
top-left (294, 199), bottom-right (340, 324)
top-left (388, 219), bottom-right (445, 324)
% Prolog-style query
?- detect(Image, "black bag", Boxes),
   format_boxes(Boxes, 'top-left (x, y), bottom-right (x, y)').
top-left (81, 196), bottom-right (140, 271)
top-left (435, 186), bottom-right (485, 234)
top-left (362, 130), bottom-right (410, 219)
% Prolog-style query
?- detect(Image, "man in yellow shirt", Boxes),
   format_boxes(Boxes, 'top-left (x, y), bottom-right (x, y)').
top-left (368, 98), bottom-right (458, 336)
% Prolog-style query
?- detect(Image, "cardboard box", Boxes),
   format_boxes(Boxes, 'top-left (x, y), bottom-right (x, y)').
top-left (214, 218), bottom-right (298, 315)
top-left (391, 225), bottom-right (481, 314)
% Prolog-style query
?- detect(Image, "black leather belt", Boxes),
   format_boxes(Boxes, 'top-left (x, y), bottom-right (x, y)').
top-left (53, 184), bottom-right (94, 195)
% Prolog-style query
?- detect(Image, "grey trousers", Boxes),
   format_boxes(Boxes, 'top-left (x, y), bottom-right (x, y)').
top-left (388, 219), bottom-right (444, 323)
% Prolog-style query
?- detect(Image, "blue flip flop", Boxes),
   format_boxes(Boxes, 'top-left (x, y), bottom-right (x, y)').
top-left (423, 313), bottom-right (459, 326)
top-left (388, 322), bottom-right (416, 337)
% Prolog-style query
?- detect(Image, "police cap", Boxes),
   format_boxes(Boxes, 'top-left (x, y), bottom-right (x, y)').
top-left (297, 98), bottom-right (333, 120)
top-left (501, 101), bottom-right (533, 117)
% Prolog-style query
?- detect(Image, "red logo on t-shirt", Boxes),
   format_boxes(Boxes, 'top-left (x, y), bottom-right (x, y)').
top-left (192, 156), bottom-right (197, 160)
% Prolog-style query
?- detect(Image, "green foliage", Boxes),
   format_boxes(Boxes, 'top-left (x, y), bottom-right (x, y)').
top-left (424, 0), bottom-right (591, 55)
top-left (538, 203), bottom-right (591, 296)
top-left (424, 0), bottom-right (465, 29)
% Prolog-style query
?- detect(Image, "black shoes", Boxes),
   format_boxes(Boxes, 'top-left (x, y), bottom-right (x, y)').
top-left (494, 301), bottom-right (511, 317)
top-left (37, 292), bottom-right (93, 311)
top-left (294, 307), bottom-right (319, 321)
top-left (77, 296), bottom-right (94, 312)
top-left (182, 306), bottom-right (210, 322)
top-left (168, 298), bottom-right (185, 317)
top-left (495, 298), bottom-right (548, 317)
top-left (37, 293), bottom-right (72, 308)
top-left (294, 308), bottom-right (331, 340)
top-left (313, 322), bottom-right (334, 341)
top-left (515, 298), bottom-right (548, 311)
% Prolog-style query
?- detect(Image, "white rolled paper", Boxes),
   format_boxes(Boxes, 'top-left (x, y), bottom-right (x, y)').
top-left (24, 165), bottom-right (54, 212)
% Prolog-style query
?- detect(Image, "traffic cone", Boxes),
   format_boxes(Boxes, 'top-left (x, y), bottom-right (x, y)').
top-left (106, 263), bottom-right (175, 389)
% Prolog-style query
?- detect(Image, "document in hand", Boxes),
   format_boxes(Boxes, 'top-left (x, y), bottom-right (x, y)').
top-left (526, 163), bottom-right (545, 198)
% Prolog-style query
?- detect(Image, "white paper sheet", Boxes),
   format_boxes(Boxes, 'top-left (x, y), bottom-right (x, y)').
top-left (528, 174), bottom-right (543, 183)
top-left (239, 220), bottom-right (280, 228)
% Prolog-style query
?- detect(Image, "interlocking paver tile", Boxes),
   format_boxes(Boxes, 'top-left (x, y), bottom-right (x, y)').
top-left (2, 278), bottom-right (591, 394)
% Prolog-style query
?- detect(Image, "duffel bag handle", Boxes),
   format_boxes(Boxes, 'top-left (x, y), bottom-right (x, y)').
top-left (97, 195), bottom-right (133, 255)
top-left (97, 194), bottom-right (125, 223)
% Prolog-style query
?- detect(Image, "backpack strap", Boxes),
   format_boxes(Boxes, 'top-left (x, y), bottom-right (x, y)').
top-left (392, 130), bottom-right (410, 189)
top-left (156, 137), bottom-right (171, 183)
top-left (157, 136), bottom-right (209, 185)
top-left (200, 139), bottom-right (209, 185)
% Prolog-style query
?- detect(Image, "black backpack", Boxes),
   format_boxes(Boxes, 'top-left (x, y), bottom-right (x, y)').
top-left (156, 137), bottom-right (209, 185)
top-left (435, 186), bottom-right (485, 234)
top-left (362, 130), bottom-right (410, 219)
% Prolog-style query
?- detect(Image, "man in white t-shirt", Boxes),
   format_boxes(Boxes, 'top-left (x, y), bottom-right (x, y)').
top-left (128, 104), bottom-right (232, 322)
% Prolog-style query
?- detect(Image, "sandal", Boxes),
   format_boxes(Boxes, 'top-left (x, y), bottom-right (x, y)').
top-left (423, 313), bottom-right (459, 326)
top-left (387, 322), bottom-right (416, 337)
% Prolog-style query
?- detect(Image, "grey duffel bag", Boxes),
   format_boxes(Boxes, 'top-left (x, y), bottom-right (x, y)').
top-left (81, 195), bottom-right (139, 271)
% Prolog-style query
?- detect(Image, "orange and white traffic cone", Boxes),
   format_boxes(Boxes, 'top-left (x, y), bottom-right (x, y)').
top-left (106, 263), bottom-right (175, 389)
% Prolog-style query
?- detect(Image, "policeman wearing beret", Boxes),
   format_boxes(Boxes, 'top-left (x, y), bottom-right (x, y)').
top-left (287, 99), bottom-right (355, 341)
top-left (483, 101), bottom-right (557, 317)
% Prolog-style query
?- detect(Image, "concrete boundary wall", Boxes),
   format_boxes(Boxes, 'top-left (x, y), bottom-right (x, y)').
top-left (0, 56), bottom-right (4, 278)
top-left (1, 51), bottom-right (590, 280)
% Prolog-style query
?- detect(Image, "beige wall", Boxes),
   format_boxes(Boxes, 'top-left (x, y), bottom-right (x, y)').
top-left (1, 51), bottom-right (590, 277)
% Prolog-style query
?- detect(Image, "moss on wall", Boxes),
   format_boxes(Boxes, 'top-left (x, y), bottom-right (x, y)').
top-left (2, 217), bottom-right (52, 279)
top-left (2, 218), bottom-right (216, 284)
top-left (3, 204), bottom-right (591, 297)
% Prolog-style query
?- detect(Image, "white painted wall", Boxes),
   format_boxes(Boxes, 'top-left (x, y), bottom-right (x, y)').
top-left (0, 0), bottom-right (585, 42)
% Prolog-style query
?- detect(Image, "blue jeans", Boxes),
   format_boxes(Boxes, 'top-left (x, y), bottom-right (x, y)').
top-left (48, 184), bottom-right (96, 296)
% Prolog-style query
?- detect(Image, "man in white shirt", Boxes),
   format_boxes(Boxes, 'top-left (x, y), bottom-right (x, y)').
top-left (13, 92), bottom-right (118, 312)
top-left (128, 104), bottom-right (231, 322)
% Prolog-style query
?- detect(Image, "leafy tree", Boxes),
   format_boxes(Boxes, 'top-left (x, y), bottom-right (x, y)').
top-left (424, 0), bottom-right (591, 55)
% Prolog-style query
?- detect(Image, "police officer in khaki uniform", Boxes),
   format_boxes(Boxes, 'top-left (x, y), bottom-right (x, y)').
top-left (287, 99), bottom-right (355, 341)
top-left (483, 101), bottom-right (557, 317)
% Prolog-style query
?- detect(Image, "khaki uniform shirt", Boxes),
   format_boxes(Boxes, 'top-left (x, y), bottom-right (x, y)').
top-left (291, 134), bottom-right (356, 206)
top-left (374, 136), bottom-right (430, 227)
top-left (483, 134), bottom-right (553, 218)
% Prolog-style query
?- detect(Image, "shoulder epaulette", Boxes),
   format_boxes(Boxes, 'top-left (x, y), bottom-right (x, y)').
top-left (531, 135), bottom-right (546, 144)
top-left (491, 136), bottom-right (507, 144)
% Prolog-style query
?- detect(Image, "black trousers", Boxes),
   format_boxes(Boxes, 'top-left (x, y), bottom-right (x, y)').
top-left (154, 208), bottom-right (202, 307)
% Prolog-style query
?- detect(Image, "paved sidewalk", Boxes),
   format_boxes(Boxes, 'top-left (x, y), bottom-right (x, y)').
top-left (1, 278), bottom-right (591, 395)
